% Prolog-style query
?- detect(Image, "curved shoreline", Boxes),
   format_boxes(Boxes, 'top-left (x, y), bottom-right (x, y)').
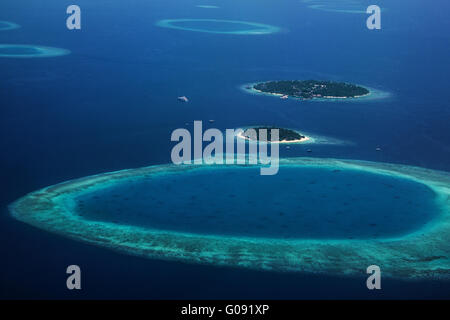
top-left (9, 158), bottom-right (450, 279)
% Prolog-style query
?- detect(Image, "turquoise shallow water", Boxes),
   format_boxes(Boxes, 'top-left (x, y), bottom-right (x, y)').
top-left (75, 166), bottom-right (438, 239)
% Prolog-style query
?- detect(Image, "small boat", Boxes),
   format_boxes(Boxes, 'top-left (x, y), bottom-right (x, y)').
top-left (177, 96), bottom-right (189, 102)
top-left (376, 147), bottom-right (382, 151)
top-left (208, 119), bottom-right (215, 123)
top-left (280, 95), bottom-right (289, 99)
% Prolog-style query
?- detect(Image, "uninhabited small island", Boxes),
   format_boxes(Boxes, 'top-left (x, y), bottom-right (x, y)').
top-left (253, 80), bottom-right (370, 99)
top-left (238, 126), bottom-right (310, 143)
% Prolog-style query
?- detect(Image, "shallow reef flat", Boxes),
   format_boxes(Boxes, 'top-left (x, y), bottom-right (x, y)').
top-left (0, 44), bottom-right (70, 58)
top-left (9, 158), bottom-right (450, 279)
top-left (155, 19), bottom-right (281, 35)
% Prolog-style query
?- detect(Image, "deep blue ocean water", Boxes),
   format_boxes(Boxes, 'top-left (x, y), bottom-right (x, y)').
top-left (1, 0), bottom-right (449, 299)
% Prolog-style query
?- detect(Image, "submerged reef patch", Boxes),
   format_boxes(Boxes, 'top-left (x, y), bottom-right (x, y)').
top-left (196, 5), bottom-right (220, 9)
top-left (302, 0), bottom-right (367, 14)
top-left (9, 158), bottom-right (450, 279)
top-left (0, 21), bottom-right (20, 31)
top-left (0, 44), bottom-right (70, 58)
top-left (155, 19), bottom-right (281, 35)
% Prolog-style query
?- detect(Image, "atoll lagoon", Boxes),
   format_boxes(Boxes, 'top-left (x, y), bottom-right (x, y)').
top-left (0, 44), bottom-right (70, 58)
top-left (155, 19), bottom-right (281, 35)
top-left (9, 158), bottom-right (450, 279)
top-left (0, 21), bottom-right (20, 31)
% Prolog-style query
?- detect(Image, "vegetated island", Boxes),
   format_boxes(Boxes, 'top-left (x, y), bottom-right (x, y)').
top-left (238, 126), bottom-right (310, 143)
top-left (253, 80), bottom-right (370, 99)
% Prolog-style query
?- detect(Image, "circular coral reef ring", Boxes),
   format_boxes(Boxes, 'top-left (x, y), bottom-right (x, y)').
top-left (9, 158), bottom-right (450, 279)
top-left (0, 44), bottom-right (71, 58)
top-left (155, 19), bottom-right (281, 35)
top-left (0, 21), bottom-right (20, 31)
